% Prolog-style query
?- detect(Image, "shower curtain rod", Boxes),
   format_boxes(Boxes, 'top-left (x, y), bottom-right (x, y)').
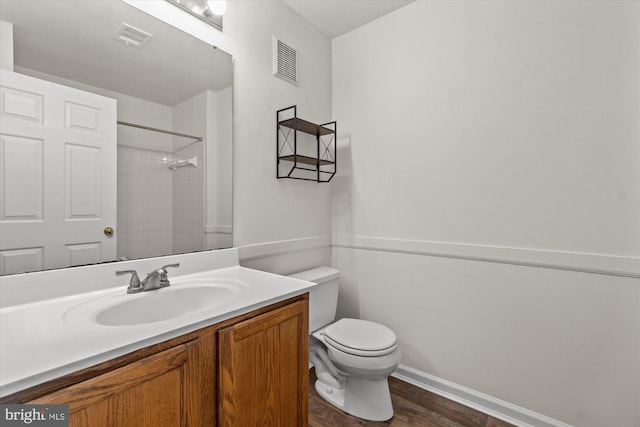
top-left (117, 121), bottom-right (203, 141)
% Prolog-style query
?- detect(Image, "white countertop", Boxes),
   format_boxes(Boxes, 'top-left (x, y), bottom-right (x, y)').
top-left (0, 250), bottom-right (314, 398)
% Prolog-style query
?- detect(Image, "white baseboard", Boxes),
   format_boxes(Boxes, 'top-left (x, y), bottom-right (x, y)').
top-left (392, 365), bottom-right (573, 427)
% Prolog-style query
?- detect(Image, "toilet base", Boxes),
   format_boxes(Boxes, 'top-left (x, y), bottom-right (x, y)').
top-left (315, 375), bottom-right (394, 421)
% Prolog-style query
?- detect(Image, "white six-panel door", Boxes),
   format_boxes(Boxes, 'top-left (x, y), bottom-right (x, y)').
top-left (0, 69), bottom-right (116, 274)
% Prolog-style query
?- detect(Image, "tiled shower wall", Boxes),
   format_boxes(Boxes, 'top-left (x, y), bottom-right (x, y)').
top-left (117, 146), bottom-right (173, 260)
top-left (117, 143), bottom-right (205, 260)
top-left (172, 141), bottom-right (205, 254)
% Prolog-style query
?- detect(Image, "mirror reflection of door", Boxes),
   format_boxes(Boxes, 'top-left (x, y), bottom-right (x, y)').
top-left (0, 70), bottom-right (117, 274)
top-left (0, 0), bottom-right (233, 275)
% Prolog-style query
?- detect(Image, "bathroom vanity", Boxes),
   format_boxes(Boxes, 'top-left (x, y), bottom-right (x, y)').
top-left (0, 249), bottom-right (311, 426)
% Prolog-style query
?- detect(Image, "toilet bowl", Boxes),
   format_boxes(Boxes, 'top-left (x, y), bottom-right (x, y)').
top-left (289, 267), bottom-right (401, 421)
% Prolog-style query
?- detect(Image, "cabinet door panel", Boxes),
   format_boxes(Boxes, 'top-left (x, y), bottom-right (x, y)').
top-left (111, 368), bottom-right (182, 426)
top-left (30, 343), bottom-right (191, 427)
top-left (69, 400), bottom-right (109, 427)
top-left (218, 299), bottom-right (308, 427)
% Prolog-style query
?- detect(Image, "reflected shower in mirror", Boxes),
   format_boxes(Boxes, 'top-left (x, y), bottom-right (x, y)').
top-left (0, 0), bottom-right (233, 275)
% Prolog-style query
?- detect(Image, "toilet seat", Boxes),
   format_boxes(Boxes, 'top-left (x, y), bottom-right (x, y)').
top-left (323, 318), bottom-right (398, 357)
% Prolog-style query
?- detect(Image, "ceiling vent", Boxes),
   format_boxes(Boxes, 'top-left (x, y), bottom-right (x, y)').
top-left (273, 37), bottom-right (298, 85)
top-left (115, 23), bottom-right (153, 48)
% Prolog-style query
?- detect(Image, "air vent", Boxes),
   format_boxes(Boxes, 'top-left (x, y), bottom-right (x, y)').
top-left (115, 23), bottom-right (153, 48)
top-left (273, 37), bottom-right (298, 85)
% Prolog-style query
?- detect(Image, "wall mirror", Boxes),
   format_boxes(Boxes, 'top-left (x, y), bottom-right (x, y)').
top-left (0, 0), bottom-right (233, 275)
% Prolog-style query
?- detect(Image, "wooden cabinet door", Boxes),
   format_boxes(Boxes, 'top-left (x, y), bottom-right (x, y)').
top-left (218, 299), bottom-right (309, 427)
top-left (30, 342), bottom-right (198, 427)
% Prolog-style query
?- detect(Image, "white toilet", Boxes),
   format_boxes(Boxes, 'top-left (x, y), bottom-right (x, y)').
top-left (289, 267), bottom-right (401, 421)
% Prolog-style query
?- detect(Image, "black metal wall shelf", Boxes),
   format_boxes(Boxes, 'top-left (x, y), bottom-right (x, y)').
top-left (277, 105), bottom-right (336, 182)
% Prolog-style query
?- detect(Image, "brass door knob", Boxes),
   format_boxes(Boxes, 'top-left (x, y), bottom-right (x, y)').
top-left (104, 226), bottom-right (115, 236)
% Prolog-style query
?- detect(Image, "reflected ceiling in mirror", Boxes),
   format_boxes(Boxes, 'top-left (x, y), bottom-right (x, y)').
top-left (165, 0), bottom-right (224, 31)
top-left (0, 0), bottom-right (233, 275)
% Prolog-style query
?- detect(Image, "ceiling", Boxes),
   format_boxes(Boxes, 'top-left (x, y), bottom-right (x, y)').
top-left (0, 0), bottom-right (232, 106)
top-left (282, 0), bottom-right (415, 39)
top-left (0, 0), bottom-right (413, 106)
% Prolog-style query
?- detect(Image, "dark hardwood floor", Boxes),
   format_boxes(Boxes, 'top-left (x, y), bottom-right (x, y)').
top-left (308, 370), bottom-right (515, 427)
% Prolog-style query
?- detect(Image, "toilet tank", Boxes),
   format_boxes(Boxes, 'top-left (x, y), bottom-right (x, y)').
top-left (288, 267), bottom-right (339, 333)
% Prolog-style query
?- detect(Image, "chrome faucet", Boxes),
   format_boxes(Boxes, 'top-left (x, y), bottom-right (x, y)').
top-left (116, 263), bottom-right (180, 294)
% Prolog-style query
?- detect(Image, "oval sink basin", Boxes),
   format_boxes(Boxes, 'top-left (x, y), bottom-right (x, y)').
top-left (96, 285), bottom-right (234, 326)
top-left (64, 280), bottom-right (247, 327)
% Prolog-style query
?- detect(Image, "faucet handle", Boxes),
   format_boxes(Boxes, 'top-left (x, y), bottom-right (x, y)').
top-left (157, 263), bottom-right (180, 287)
top-left (161, 263), bottom-right (180, 270)
top-left (116, 269), bottom-right (142, 293)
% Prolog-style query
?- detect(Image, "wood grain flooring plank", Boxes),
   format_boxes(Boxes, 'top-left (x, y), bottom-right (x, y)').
top-left (388, 377), bottom-right (489, 427)
top-left (485, 416), bottom-right (518, 427)
top-left (309, 369), bottom-right (515, 427)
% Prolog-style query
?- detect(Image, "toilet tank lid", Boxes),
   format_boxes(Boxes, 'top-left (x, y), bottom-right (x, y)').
top-left (288, 266), bottom-right (339, 284)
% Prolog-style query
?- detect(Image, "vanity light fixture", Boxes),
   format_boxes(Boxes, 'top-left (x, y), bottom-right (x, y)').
top-left (165, 0), bottom-right (225, 30)
top-left (207, 1), bottom-right (227, 15)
